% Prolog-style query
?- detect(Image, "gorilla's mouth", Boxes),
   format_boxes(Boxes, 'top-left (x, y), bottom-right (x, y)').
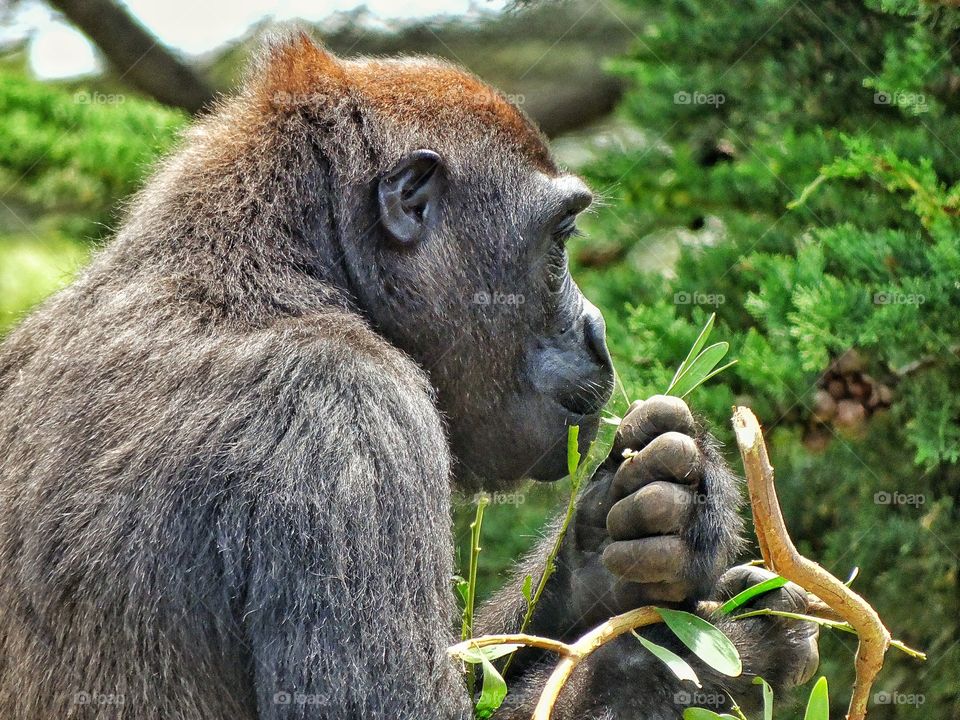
top-left (557, 382), bottom-right (612, 417)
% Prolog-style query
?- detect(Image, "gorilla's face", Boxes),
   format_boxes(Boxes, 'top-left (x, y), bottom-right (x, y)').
top-left (370, 151), bottom-right (614, 489)
top-left (502, 172), bottom-right (615, 483)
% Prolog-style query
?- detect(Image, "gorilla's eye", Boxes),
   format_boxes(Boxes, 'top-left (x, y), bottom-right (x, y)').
top-left (551, 213), bottom-right (582, 244)
top-left (544, 243), bottom-right (569, 295)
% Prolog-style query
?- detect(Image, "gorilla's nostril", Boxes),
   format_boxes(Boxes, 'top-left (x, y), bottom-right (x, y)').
top-left (583, 306), bottom-right (611, 368)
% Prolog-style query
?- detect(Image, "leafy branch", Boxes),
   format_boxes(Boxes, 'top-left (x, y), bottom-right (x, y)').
top-left (501, 424), bottom-right (589, 676)
top-left (665, 313), bottom-right (737, 398)
top-left (731, 407), bottom-right (923, 719)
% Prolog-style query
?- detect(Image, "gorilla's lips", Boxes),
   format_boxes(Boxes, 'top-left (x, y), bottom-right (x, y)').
top-left (557, 378), bottom-right (613, 417)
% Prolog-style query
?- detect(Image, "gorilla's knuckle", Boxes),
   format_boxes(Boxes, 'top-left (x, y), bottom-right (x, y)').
top-left (606, 481), bottom-right (691, 540)
top-left (614, 395), bottom-right (694, 455)
top-left (643, 432), bottom-right (701, 479)
top-left (602, 536), bottom-right (688, 583)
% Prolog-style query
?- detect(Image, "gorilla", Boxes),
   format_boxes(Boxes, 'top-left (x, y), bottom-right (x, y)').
top-left (0, 35), bottom-right (817, 719)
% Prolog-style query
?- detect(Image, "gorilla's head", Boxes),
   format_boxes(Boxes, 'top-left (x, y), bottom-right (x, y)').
top-left (259, 37), bottom-right (615, 488)
top-left (372, 153), bottom-right (615, 488)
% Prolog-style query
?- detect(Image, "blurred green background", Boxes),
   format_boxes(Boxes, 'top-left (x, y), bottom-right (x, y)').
top-left (2, 0), bottom-right (958, 716)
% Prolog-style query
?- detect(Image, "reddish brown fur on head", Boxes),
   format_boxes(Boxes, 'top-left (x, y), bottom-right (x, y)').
top-left (252, 32), bottom-right (556, 173)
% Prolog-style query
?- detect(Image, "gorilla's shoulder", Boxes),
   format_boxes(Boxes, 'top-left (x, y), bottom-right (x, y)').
top-left (250, 310), bottom-right (436, 406)
top-left (220, 312), bottom-right (451, 495)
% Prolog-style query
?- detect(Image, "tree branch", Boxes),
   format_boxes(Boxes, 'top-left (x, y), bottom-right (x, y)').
top-left (47, 0), bottom-right (214, 113)
top-left (732, 406), bottom-right (890, 720)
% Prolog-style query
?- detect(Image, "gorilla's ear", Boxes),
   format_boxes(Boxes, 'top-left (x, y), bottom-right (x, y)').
top-left (378, 150), bottom-right (446, 246)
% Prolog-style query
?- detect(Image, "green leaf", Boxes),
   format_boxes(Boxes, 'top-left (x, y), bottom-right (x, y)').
top-left (668, 312), bottom-right (716, 391)
top-left (567, 424), bottom-right (581, 478)
top-left (803, 677), bottom-right (829, 720)
top-left (753, 677), bottom-right (774, 720)
top-left (731, 608), bottom-right (925, 659)
top-left (681, 360), bottom-right (738, 398)
top-left (682, 709), bottom-right (737, 720)
top-left (474, 651), bottom-right (508, 718)
top-left (845, 567), bottom-right (860, 586)
top-left (657, 608), bottom-right (742, 677)
top-left (717, 575), bottom-right (788, 614)
top-left (632, 631), bottom-right (702, 688)
top-left (521, 575), bottom-right (533, 604)
top-left (668, 342), bottom-right (730, 398)
top-left (733, 608), bottom-right (853, 632)
top-left (455, 576), bottom-right (469, 607)
top-left (453, 642), bottom-right (522, 664)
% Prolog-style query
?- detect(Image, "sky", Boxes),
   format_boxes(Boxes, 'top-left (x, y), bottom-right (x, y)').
top-left (3, 0), bottom-right (507, 79)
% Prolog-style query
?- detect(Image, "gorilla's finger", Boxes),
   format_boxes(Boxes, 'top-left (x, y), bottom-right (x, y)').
top-left (793, 635), bottom-right (821, 686)
top-left (612, 431), bottom-right (702, 499)
top-left (601, 535), bottom-right (689, 584)
top-left (714, 564), bottom-right (775, 599)
top-left (634, 580), bottom-right (693, 604)
top-left (606, 481), bottom-right (695, 541)
top-left (715, 565), bottom-right (808, 615)
top-left (612, 395), bottom-right (696, 458)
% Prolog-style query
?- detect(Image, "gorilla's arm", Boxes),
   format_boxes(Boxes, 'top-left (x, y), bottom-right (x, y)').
top-left (221, 326), bottom-right (472, 720)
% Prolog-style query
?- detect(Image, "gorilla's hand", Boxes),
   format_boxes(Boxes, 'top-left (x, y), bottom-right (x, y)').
top-left (711, 565), bottom-right (821, 694)
top-left (559, 395), bottom-right (742, 629)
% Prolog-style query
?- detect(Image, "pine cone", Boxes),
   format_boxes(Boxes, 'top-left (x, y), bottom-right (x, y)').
top-left (807, 349), bottom-right (894, 445)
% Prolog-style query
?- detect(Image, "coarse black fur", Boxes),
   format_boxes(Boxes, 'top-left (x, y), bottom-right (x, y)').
top-left (0, 34), bottom-right (815, 720)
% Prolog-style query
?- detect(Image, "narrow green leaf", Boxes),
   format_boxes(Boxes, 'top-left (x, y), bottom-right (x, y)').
top-left (474, 652), bottom-right (508, 717)
top-left (717, 575), bottom-right (788, 615)
top-left (683, 709), bottom-right (737, 720)
top-left (668, 342), bottom-right (730, 398)
top-left (657, 608), bottom-right (742, 677)
top-left (845, 567), bottom-right (860, 586)
top-left (668, 312), bottom-right (716, 392)
top-left (453, 642), bottom-right (522, 664)
top-left (454, 576), bottom-right (469, 607)
top-left (680, 360), bottom-right (738, 398)
top-left (632, 631), bottom-right (702, 688)
top-left (753, 677), bottom-right (774, 720)
top-left (733, 609), bottom-right (926, 660)
top-left (803, 677), bottom-right (829, 720)
top-left (521, 575), bottom-right (532, 604)
top-left (567, 425), bottom-right (581, 478)
top-left (733, 608), bottom-right (853, 632)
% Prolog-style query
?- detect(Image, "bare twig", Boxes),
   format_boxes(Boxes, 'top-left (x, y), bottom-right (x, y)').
top-left (530, 606), bottom-right (661, 720)
top-left (732, 406), bottom-right (891, 720)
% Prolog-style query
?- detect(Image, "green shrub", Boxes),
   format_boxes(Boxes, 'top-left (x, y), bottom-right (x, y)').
top-left (0, 71), bottom-right (184, 235)
top-left (566, 1), bottom-right (960, 715)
